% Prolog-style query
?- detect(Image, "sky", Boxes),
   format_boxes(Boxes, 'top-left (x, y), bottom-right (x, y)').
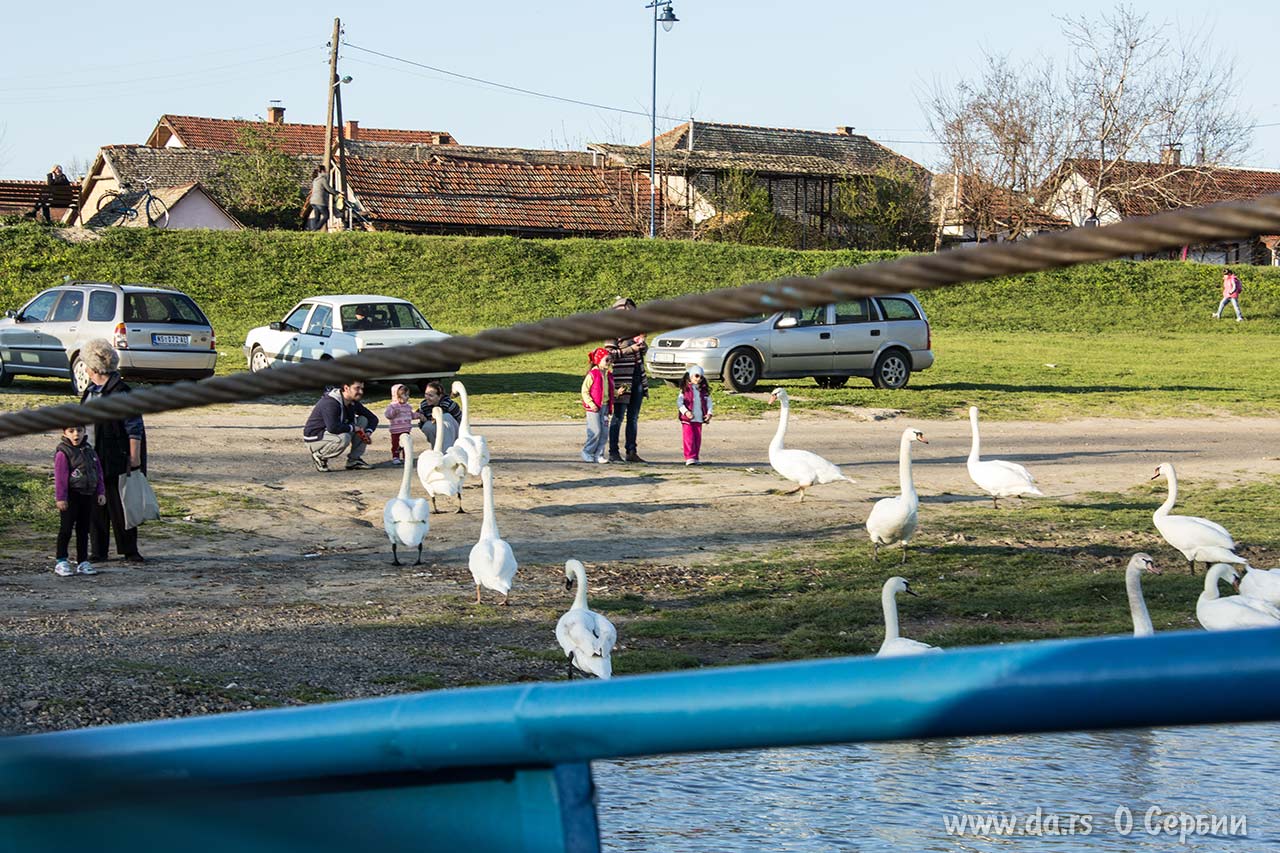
top-left (2, 0), bottom-right (1278, 180)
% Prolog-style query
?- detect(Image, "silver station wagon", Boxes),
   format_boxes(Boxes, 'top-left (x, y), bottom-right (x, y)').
top-left (646, 294), bottom-right (934, 392)
top-left (0, 281), bottom-right (218, 394)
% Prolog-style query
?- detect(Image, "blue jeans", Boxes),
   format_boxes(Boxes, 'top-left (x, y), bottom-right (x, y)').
top-left (1215, 297), bottom-right (1242, 319)
top-left (608, 391), bottom-right (644, 456)
top-left (584, 411), bottom-right (610, 460)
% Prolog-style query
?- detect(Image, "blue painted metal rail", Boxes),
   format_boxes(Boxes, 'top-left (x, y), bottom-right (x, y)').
top-left (2, 628), bottom-right (1278, 851)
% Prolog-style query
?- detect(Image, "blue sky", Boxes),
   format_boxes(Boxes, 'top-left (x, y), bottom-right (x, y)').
top-left (3, 1), bottom-right (1277, 179)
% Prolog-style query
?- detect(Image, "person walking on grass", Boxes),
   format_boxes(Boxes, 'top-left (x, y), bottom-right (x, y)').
top-left (1214, 268), bottom-right (1244, 321)
top-left (677, 364), bottom-right (714, 466)
top-left (53, 425), bottom-right (106, 577)
top-left (384, 383), bottom-right (424, 464)
top-left (581, 348), bottom-right (615, 464)
top-left (606, 296), bottom-right (649, 463)
top-left (303, 380), bottom-right (379, 472)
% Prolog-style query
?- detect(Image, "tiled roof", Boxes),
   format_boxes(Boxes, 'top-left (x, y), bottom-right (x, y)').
top-left (589, 143), bottom-right (908, 178)
top-left (83, 182), bottom-right (241, 229)
top-left (0, 179), bottom-right (80, 215)
top-left (99, 145), bottom-right (318, 190)
top-left (149, 115), bottom-right (457, 156)
top-left (1058, 158), bottom-right (1280, 217)
top-left (637, 120), bottom-right (928, 175)
top-left (347, 140), bottom-right (597, 167)
top-left (937, 174), bottom-right (1072, 230)
top-left (344, 156), bottom-right (675, 236)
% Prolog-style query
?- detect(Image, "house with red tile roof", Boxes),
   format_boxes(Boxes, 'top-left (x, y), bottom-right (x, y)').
top-left (934, 173), bottom-right (1073, 247)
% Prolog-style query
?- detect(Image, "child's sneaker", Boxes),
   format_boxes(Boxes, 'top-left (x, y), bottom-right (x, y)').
top-left (54, 560), bottom-right (74, 577)
top-left (77, 561), bottom-right (98, 575)
top-left (597, 455), bottom-right (609, 464)
top-left (685, 459), bottom-right (696, 466)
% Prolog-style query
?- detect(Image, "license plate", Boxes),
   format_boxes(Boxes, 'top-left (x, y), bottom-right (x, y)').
top-left (654, 352), bottom-right (676, 363)
top-left (152, 334), bottom-right (190, 346)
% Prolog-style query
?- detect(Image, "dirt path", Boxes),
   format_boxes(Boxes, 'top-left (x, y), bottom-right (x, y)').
top-left (3, 406), bottom-right (1278, 732)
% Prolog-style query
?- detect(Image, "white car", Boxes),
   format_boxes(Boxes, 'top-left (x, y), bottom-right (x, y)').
top-left (243, 295), bottom-right (457, 388)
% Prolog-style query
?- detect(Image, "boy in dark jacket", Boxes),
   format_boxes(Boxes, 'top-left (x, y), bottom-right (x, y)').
top-left (303, 381), bottom-right (380, 471)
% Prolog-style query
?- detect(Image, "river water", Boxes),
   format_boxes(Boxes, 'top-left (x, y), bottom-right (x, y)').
top-left (594, 723), bottom-right (1276, 851)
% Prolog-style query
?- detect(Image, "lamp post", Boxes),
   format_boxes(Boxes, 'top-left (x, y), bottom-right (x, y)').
top-left (645, 0), bottom-right (677, 239)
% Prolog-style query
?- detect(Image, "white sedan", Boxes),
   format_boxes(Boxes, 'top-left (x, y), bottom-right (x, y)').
top-left (243, 295), bottom-right (457, 387)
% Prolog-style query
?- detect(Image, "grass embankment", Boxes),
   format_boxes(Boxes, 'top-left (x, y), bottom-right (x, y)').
top-left (1, 224), bottom-right (1278, 420)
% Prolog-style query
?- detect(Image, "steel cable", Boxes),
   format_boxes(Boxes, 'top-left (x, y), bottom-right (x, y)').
top-left (1, 193), bottom-right (1277, 440)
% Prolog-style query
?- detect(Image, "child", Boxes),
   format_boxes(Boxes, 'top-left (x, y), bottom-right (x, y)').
top-left (581, 347), bottom-right (615, 464)
top-left (1214, 268), bottom-right (1244, 321)
top-left (384, 384), bottom-right (423, 463)
top-left (54, 425), bottom-right (106, 576)
top-left (677, 364), bottom-right (713, 465)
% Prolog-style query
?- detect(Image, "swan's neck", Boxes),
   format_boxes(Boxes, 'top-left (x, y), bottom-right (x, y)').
top-left (771, 398), bottom-right (789, 452)
top-left (1202, 570), bottom-right (1222, 601)
top-left (481, 474), bottom-right (499, 538)
top-left (968, 412), bottom-right (981, 463)
top-left (432, 411), bottom-right (444, 453)
top-left (898, 434), bottom-right (917, 500)
top-left (398, 434), bottom-right (414, 500)
top-left (457, 386), bottom-right (472, 432)
top-left (571, 565), bottom-right (590, 610)
top-left (1125, 567), bottom-right (1154, 636)
top-left (1156, 470), bottom-right (1177, 517)
top-left (881, 586), bottom-right (901, 641)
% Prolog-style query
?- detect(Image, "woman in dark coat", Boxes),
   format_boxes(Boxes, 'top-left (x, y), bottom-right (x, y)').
top-left (79, 338), bottom-right (147, 562)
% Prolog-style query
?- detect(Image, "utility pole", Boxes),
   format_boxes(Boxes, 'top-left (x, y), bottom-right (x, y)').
top-left (322, 17), bottom-right (341, 227)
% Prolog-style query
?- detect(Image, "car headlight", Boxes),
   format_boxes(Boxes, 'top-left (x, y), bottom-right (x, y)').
top-left (684, 337), bottom-right (719, 349)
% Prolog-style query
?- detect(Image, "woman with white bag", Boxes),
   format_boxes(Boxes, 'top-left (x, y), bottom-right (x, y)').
top-left (79, 339), bottom-right (149, 564)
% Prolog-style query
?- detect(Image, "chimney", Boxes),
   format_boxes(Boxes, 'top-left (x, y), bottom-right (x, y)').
top-left (1160, 143), bottom-right (1182, 166)
top-left (266, 105), bottom-right (285, 124)
top-left (343, 120), bottom-right (359, 141)
top-left (835, 126), bottom-right (855, 136)
top-left (432, 133), bottom-right (452, 145)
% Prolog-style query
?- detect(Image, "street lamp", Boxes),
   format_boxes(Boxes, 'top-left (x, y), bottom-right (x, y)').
top-left (646, 0), bottom-right (677, 239)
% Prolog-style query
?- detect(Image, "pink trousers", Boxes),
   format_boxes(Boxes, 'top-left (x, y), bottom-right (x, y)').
top-left (681, 422), bottom-right (703, 461)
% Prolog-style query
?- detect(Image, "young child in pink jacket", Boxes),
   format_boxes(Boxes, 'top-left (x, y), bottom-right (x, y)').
top-left (384, 383), bottom-right (424, 462)
top-left (677, 364), bottom-right (714, 465)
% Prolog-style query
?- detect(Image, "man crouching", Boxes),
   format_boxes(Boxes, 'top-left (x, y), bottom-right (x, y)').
top-left (303, 380), bottom-right (380, 472)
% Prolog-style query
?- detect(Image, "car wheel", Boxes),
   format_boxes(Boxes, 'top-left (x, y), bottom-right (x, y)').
top-left (814, 376), bottom-right (848, 389)
top-left (0, 352), bottom-right (12, 388)
top-left (70, 355), bottom-right (90, 396)
top-left (721, 348), bottom-right (761, 393)
top-left (250, 346), bottom-right (272, 373)
top-left (872, 349), bottom-right (911, 390)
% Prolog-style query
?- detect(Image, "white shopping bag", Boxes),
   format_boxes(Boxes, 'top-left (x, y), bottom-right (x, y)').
top-left (119, 471), bottom-right (161, 529)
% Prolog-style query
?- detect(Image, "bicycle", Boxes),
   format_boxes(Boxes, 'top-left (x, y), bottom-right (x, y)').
top-left (95, 177), bottom-right (170, 228)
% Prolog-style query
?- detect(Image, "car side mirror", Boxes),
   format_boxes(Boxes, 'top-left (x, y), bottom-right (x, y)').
top-left (775, 315), bottom-right (798, 329)
top-left (269, 321), bottom-right (284, 331)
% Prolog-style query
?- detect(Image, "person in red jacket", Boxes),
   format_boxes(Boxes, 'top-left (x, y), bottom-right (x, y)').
top-left (580, 348), bottom-right (615, 464)
top-left (1214, 268), bottom-right (1243, 321)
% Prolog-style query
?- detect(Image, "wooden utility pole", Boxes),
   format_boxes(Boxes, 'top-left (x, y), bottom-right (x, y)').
top-left (323, 18), bottom-right (340, 175)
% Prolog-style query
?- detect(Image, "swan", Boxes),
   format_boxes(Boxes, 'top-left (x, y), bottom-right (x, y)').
top-left (1150, 462), bottom-right (1245, 575)
top-left (766, 388), bottom-right (850, 502)
top-left (1196, 563), bottom-right (1280, 631)
top-left (452, 380), bottom-right (490, 477)
top-left (966, 406), bottom-right (1043, 508)
top-left (468, 465), bottom-right (517, 605)
top-left (555, 559), bottom-right (618, 679)
top-left (876, 576), bottom-right (941, 657)
top-left (1236, 564), bottom-right (1280, 606)
top-left (1124, 553), bottom-right (1161, 637)
top-left (866, 428), bottom-right (928, 563)
top-left (417, 406), bottom-right (468, 513)
top-left (382, 432), bottom-right (430, 566)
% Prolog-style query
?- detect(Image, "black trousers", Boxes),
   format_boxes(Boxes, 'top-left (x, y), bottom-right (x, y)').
top-left (92, 473), bottom-right (138, 559)
top-left (608, 390), bottom-right (645, 455)
top-left (56, 492), bottom-right (94, 563)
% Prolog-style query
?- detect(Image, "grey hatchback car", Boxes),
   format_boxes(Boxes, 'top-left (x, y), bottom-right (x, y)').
top-left (646, 293), bottom-right (933, 392)
top-left (0, 281), bottom-right (218, 395)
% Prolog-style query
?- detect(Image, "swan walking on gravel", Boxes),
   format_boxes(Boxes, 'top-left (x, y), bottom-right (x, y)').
top-left (1196, 563), bottom-right (1280, 631)
top-left (766, 388), bottom-right (850, 502)
top-left (1124, 553), bottom-right (1161, 637)
top-left (967, 406), bottom-right (1043, 509)
top-left (468, 465), bottom-right (517, 605)
top-left (1150, 462), bottom-right (1245, 575)
top-left (556, 559), bottom-right (618, 679)
top-left (876, 577), bottom-right (941, 657)
top-left (452, 381), bottom-right (490, 477)
top-left (866, 428), bottom-right (928, 564)
top-left (417, 406), bottom-right (468, 513)
top-left (383, 433), bottom-right (430, 566)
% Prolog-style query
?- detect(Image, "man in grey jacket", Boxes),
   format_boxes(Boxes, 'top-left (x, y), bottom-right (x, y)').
top-left (307, 168), bottom-right (336, 232)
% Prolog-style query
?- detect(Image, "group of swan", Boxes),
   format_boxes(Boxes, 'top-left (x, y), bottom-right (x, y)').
top-left (417, 407), bottom-right (468, 513)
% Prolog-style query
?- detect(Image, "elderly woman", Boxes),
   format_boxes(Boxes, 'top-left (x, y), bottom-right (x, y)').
top-left (78, 339), bottom-right (147, 563)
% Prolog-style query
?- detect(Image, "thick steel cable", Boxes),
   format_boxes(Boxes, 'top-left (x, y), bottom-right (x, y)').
top-left (1, 193), bottom-right (1278, 440)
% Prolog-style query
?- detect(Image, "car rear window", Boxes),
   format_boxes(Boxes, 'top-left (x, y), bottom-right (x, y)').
top-left (125, 292), bottom-right (209, 325)
top-left (340, 303), bottom-right (431, 331)
top-left (876, 298), bottom-right (921, 321)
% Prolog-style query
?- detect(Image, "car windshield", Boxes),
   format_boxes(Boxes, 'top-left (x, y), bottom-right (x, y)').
top-left (124, 292), bottom-right (209, 325)
top-left (340, 302), bottom-right (432, 331)
top-left (727, 313), bottom-right (771, 324)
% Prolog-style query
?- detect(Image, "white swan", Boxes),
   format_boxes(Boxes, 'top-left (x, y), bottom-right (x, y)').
top-left (1196, 563), bottom-right (1280, 631)
top-left (382, 432), bottom-right (430, 566)
top-left (555, 559), bottom-right (618, 679)
top-left (452, 380), bottom-right (490, 477)
top-left (1237, 564), bottom-right (1280, 606)
top-left (1150, 462), bottom-right (1245, 575)
top-left (468, 465), bottom-right (517, 605)
top-left (1124, 553), bottom-right (1161, 637)
top-left (967, 406), bottom-right (1043, 508)
top-left (417, 406), bottom-right (468, 513)
top-left (766, 388), bottom-right (850, 502)
top-left (866, 428), bottom-right (927, 563)
top-left (876, 576), bottom-right (941, 657)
